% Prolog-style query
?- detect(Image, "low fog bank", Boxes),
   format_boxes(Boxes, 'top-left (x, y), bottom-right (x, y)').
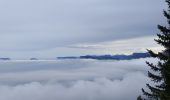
top-left (0, 58), bottom-right (155, 100)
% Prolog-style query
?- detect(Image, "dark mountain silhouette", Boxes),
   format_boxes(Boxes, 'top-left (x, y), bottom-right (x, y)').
top-left (30, 58), bottom-right (38, 60)
top-left (0, 58), bottom-right (11, 60)
top-left (57, 52), bottom-right (150, 60)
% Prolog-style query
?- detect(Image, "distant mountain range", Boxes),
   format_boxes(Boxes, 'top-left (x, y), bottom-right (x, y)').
top-left (0, 53), bottom-right (151, 61)
top-left (0, 58), bottom-right (39, 61)
top-left (57, 52), bottom-right (150, 60)
top-left (0, 58), bottom-right (11, 60)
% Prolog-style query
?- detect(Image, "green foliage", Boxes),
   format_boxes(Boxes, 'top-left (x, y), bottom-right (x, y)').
top-left (139, 0), bottom-right (170, 100)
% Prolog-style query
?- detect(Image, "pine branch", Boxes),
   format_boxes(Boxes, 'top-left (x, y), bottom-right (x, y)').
top-left (158, 25), bottom-right (170, 34)
top-left (146, 61), bottom-right (161, 71)
top-left (158, 61), bottom-right (164, 69)
top-left (156, 83), bottom-right (166, 89)
top-left (157, 34), bottom-right (170, 41)
top-left (148, 71), bottom-right (162, 82)
top-left (142, 88), bottom-right (153, 97)
top-left (147, 49), bottom-right (158, 58)
top-left (164, 10), bottom-right (170, 19)
top-left (155, 39), bottom-right (170, 48)
top-left (142, 88), bottom-right (159, 99)
top-left (146, 84), bottom-right (163, 95)
top-left (158, 52), bottom-right (169, 60)
top-left (163, 10), bottom-right (170, 25)
top-left (137, 96), bottom-right (145, 100)
top-left (166, 0), bottom-right (170, 8)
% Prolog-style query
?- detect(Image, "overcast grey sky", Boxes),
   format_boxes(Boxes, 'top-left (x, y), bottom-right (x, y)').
top-left (0, 0), bottom-right (165, 59)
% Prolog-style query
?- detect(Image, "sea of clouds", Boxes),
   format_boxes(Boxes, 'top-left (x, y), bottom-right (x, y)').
top-left (0, 58), bottom-right (156, 100)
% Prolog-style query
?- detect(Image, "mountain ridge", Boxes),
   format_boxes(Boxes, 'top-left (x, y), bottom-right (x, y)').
top-left (57, 52), bottom-right (150, 60)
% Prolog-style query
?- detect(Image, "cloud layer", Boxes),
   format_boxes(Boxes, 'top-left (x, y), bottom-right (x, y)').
top-left (69, 36), bottom-right (163, 55)
top-left (0, 36), bottom-right (162, 59)
top-left (0, 0), bottom-right (165, 58)
top-left (0, 58), bottom-right (156, 100)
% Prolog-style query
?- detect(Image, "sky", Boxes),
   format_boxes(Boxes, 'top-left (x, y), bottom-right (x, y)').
top-left (0, 0), bottom-right (165, 59)
top-left (0, 58), bottom-right (156, 100)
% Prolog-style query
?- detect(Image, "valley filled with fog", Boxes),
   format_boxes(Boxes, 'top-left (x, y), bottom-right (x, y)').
top-left (0, 58), bottom-right (155, 100)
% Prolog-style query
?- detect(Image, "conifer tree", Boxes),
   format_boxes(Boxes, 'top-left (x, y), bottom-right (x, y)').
top-left (137, 96), bottom-right (144, 100)
top-left (139, 0), bottom-right (170, 100)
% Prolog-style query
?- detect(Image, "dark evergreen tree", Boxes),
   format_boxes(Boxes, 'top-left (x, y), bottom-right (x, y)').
top-left (137, 96), bottom-right (144, 100)
top-left (139, 0), bottom-right (170, 100)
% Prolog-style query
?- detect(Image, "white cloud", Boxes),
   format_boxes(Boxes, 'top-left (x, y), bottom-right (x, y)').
top-left (68, 36), bottom-right (163, 55)
top-left (0, 58), bottom-right (156, 100)
top-left (0, 73), bottom-right (148, 100)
